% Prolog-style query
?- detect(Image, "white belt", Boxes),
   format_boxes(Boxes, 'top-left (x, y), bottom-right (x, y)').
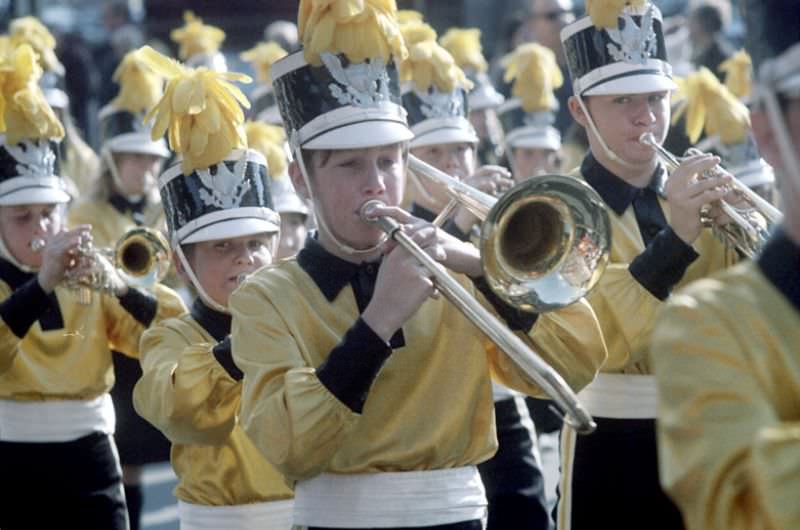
top-left (0, 394), bottom-right (115, 442)
top-left (577, 373), bottom-right (658, 419)
top-left (293, 466), bottom-right (487, 528)
top-left (178, 500), bottom-right (294, 530)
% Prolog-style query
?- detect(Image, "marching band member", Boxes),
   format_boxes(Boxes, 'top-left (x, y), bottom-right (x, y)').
top-left (440, 28), bottom-right (507, 166)
top-left (67, 47), bottom-right (173, 529)
top-left (652, 1), bottom-right (800, 528)
top-left (0, 43), bottom-right (184, 530)
top-left (497, 42), bottom-right (563, 182)
top-left (230, 1), bottom-right (606, 528)
top-left (171, 11), bottom-right (228, 72)
top-left (556, 1), bottom-right (742, 528)
top-left (400, 20), bottom-right (513, 238)
top-left (246, 120), bottom-right (310, 260)
top-left (403, 21), bottom-right (551, 530)
top-left (132, 47), bottom-right (294, 530)
top-left (241, 41), bottom-right (289, 125)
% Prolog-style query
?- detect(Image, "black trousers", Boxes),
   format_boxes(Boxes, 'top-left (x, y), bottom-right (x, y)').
top-left (478, 397), bottom-right (552, 530)
top-left (311, 521), bottom-right (483, 530)
top-left (0, 431), bottom-right (128, 530)
top-left (556, 417), bottom-right (685, 530)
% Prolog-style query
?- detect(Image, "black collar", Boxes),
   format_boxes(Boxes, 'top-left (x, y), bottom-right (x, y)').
top-left (296, 234), bottom-right (381, 302)
top-left (757, 227), bottom-right (800, 314)
top-left (0, 257), bottom-right (34, 289)
top-left (410, 202), bottom-right (437, 223)
top-left (581, 153), bottom-right (666, 215)
top-left (109, 194), bottom-right (147, 224)
top-left (190, 298), bottom-right (231, 342)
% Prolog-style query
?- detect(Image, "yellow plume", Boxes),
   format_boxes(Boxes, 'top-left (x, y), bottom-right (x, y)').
top-left (439, 28), bottom-right (487, 73)
top-left (298, 0), bottom-right (408, 66)
top-left (400, 22), bottom-right (472, 93)
top-left (672, 67), bottom-right (750, 145)
top-left (719, 50), bottom-right (752, 100)
top-left (0, 43), bottom-right (64, 144)
top-left (585, 0), bottom-right (647, 29)
top-left (111, 48), bottom-right (165, 114)
top-left (396, 10), bottom-right (424, 26)
top-left (502, 43), bottom-right (563, 113)
top-left (170, 11), bottom-right (226, 61)
top-left (245, 121), bottom-right (288, 177)
top-left (8, 16), bottom-right (64, 74)
top-left (240, 42), bottom-right (288, 85)
top-left (137, 46), bottom-right (252, 175)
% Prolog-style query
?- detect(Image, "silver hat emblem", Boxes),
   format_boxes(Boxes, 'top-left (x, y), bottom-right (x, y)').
top-left (322, 52), bottom-right (391, 107)
top-left (417, 89), bottom-right (463, 119)
top-left (6, 140), bottom-right (56, 179)
top-left (606, 4), bottom-right (657, 65)
top-left (197, 157), bottom-right (251, 209)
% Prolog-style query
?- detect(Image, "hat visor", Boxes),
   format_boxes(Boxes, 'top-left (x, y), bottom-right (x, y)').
top-left (0, 187), bottom-right (71, 206)
top-left (410, 127), bottom-right (479, 149)
top-left (583, 73), bottom-right (677, 96)
top-left (468, 92), bottom-right (505, 111)
top-left (507, 135), bottom-right (561, 150)
top-left (106, 136), bottom-right (170, 158)
top-left (181, 217), bottom-right (280, 245)
top-left (303, 120), bottom-right (413, 150)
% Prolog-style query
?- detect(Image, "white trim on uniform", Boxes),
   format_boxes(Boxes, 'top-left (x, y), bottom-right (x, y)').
top-left (178, 500), bottom-right (294, 530)
top-left (0, 393), bottom-right (115, 442)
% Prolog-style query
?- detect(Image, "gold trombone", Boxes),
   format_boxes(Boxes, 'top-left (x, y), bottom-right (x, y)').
top-left (639, 132), bottom-right (783, 257)
top-left (361, 154), bottom-right (613, 434)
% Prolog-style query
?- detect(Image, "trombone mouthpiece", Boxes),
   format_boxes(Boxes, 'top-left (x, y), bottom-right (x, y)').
top-left (639, 132), bottom-right (657, 146)
top-left (359, 200), bottom-right (386, 223)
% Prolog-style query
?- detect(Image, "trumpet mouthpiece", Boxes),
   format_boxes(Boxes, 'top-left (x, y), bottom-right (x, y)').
top-left (30, 239), bottom-right (46, 252)
top-left (359, 200), bottom-right (386, 223)
top-left (639, 132), bottom-right (657, 146)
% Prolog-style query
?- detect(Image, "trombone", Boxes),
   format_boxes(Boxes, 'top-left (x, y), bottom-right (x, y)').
top-left (639, 132), bottom-right (783, 258)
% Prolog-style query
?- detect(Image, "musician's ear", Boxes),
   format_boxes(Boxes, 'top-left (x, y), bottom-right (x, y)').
top-left (289, 161), bottom-right (310, 200)
top-left (568, 96), bottom-right (590, 128)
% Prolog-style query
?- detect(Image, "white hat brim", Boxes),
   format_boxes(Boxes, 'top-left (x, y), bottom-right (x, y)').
top-left (303, 120), bottom-right (413, 150)
top-left (583, 73), bottom-right (677, 96)
top-left (0, 187), bottom-right (71, 206)
top-left (181, 217), bottom-right (280, 244)
top-left (105, 135), bottom-right (170, 158)
top-left (410, 127), bottom-right (479, 149)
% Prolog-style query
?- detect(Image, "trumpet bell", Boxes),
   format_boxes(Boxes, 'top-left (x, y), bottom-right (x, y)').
top-left (481, 175), bottom-right (611, 312)
top-left (114, 227), bottom-right (171, 289)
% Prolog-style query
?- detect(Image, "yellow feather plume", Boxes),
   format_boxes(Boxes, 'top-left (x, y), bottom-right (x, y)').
top-left (137, 46), bottom-right (252, 175)
top-left (170, 11), bottom-right (226, 61)
top-left (400, 22), bottom-right (472, 93)
top-left (0, 43), bottom-right (64, 144)
top-left (245, 121), bottom-right (288, 178)
top-left (719, 50), bottom-right (752, 100)
top-left (298, 0), bottom-right (408, 66)
top-left (396, 10), bottom-right (424, 26)
top-left (240, 42), bottom-right (288, 85)
top-left (585, 0), bottom-right (647, 29)
top-left (110, 48), bottom-right (165, 114)
top-left (439, 28), bottom-right (488, 73)
top-left (502, 43), bottom-right (563, 113)
top-left (672, 67), bottom-right (751, 145)
top-left (8, 16), bottom-right (64, 74)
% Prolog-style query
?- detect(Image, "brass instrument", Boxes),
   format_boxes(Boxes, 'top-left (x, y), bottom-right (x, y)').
top-left (361, 199), bottom-right (597, 434)
top-left (407, 155), bottom-right (611, 312)
top-left (639, 133), bottom-right (783, 258)
top-left (32, 227), bottom-right (170, 301)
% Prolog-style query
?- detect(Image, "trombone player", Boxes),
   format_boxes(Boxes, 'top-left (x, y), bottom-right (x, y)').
top-left (652, 1), bottom-right (800, 528)
top-left (555, 1), bottom-right (746, 529)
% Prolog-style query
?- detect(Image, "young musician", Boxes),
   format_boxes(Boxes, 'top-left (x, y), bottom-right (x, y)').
top-left (652, 1), bottom-right (800, 529)
top-left (132, 47), bottom-right (294, 530)
top-left (67, 48), bottom-right (172, 528)
top-left (231, 2), bottom-right (606, 529)
top-left (0, 43), bottom-right (185, 530)
top-left (556, 2), bottom-right (742, 529)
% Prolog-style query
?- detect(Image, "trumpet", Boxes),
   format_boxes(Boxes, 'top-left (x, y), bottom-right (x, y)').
top-left (33, 227), bottom-right (170, 302)
top-left (639, 133), bottom-right (783, 258)
top-left (361, 199), bottom-right (596, 434)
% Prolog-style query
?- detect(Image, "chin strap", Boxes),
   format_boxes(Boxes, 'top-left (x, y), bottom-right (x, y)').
top-left (575, 93), bottom-right (639, 169)
top-left (175, 242), bottom-right (230, 314)
top-left (291, 135), bottom-right (387, 257)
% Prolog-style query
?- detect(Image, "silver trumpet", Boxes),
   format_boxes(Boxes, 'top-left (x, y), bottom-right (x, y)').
top-left (361, 199), bottom-right (596, 434)
top-left (639, 133), bottom-right (783, 258)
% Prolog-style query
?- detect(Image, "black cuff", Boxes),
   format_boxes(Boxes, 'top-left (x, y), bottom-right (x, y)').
top-left (442, 219), bottom-right (471, 242)
top-left (117, 288), bottom-right (158, 327)
top-left (629, 227), bottom-right (699, 301)
top-left (473, 276), bottom-right (538, 332)
top-left (212, 337), bottom-right (243, 381)
top-left (316, 317), bottom-right (393, 413)
top-left (0, 278), bottom-right (50, 338)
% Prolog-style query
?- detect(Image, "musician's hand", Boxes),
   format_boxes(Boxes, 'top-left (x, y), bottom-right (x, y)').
top-left (665, 154), bottom-right (730, 244)
top-left (37, 225), bottom-right (92, 293)
top-left (453, 165), bottom-right (513, 233)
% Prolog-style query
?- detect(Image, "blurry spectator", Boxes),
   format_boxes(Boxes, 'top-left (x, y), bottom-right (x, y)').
top-left (264, 20), bottom-right (299, 52)
top-left (688, 0), bottom-right (734, 78)
top-left (95, 2), bottom-right (142, 106)
top-left (57, 31), bottom-right (96, 149)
